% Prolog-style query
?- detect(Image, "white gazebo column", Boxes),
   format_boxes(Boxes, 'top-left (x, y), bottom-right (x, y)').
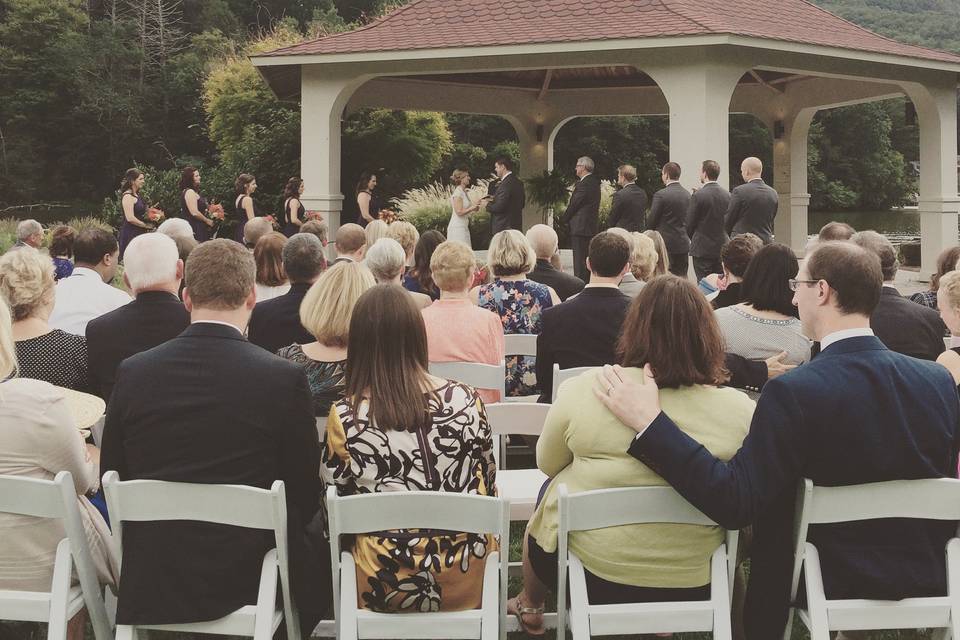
top-left (645, 60), bottom-right (748, 191)
top-left (772, 109), bottom-right (816, 254)
top-left (507, 116), bottom-right (564, 230)
top-left (903, 79), bottom-right (960, 281)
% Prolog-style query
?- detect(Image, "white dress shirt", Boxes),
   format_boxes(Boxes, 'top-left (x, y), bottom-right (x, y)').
top-left (49, 267), bottom-right (131, 336)
top-left (819, 327), bottom-right (874, 352)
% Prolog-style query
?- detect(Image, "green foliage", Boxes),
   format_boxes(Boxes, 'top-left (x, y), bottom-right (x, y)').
top-left (525, 170), bottom-right (572, 216)
top-left (394, 180), bottom-right (492, 247)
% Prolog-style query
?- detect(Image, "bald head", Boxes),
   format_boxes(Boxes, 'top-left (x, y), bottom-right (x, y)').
top-left (525, 224), bottom-right (558, 260)
top-left (741, 157), bottom-right (763, 180)
top-left (335, 223), bottom-right (367, 260)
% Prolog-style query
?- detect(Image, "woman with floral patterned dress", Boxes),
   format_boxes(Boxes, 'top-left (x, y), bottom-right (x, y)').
top-left (472, 230), bottom-right (560, 397)
top-left (322, 284), bottom-right (498, 613)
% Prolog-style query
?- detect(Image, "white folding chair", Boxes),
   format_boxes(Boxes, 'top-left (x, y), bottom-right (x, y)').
top-left (485, 402), bottom-right (550, 521)
top-left (557, 483), bottom-right (739, 639)
top-left (429, 360), bottom-right (506, 401)
top-left (102, 471), bottom-right (300, 640)
top-left (504, 334), bottom-right (538, 358)
top-left (552, 365), bottom-right (597, 402)
top-left (326, 486), bottom-right (509, 640)
top-left (785, 478), bottom-right (960, 640)
top-left (0, 472), bottom-right (113, 640)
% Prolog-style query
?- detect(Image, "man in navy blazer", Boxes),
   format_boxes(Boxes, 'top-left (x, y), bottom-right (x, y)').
top-left (595, 241), bottom-right (960, 640)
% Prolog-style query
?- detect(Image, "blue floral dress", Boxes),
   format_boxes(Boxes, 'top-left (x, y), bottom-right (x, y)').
top-left (477, 278), bottom-right (553, 396)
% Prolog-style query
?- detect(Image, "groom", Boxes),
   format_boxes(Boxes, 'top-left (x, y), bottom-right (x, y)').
top-left (483, 156), bottom-right (525, 234)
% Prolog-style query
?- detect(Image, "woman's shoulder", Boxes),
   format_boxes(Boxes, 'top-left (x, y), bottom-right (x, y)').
top-left (276, 343), bottom-right (305, 361)
top-left (1, 378), bottom-right (66, 408)
top-left (662, 385), bottom-right (756, 422)
top-left (433, 379), bottom-right (482, 409)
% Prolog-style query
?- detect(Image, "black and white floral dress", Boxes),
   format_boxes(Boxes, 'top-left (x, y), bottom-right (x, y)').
top-left (322, 380), bottom-right (497, 613)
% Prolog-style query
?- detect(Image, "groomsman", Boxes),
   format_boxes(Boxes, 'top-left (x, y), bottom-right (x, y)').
top-left (608, 164), bottom-right (647, 232)
top-left (647, 162), bottom-right (691, 278)
top-left (560, 156), bottom-right (601, 281)
top-left (687, 160), bottom-right (731, 281)
top-left (725, 156), bottom-right (779, 243)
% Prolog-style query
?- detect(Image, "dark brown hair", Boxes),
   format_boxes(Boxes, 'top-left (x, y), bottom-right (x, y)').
top-left (345, 284), bottom-right (432, 431)
top-left (179, 166), bottom-right (199, 191)
top-left (701, 160), bottom-right (720, 181)
top-left (412, 230), bottom-right (445, 294)
top-left (618, 276), bottom-right (728, 388)
top-left (253, 232), bottom-right (287, 287)
top-left (235, 173), bottom-right (255, 195)
top-left (931, 245), bottom-right (960, 292)
top-left (740, 243), bottom-right (799, 316)
top-left (720, 233), bottom-right (763, 278)
top-left (120, 168), bottom-right (143, 192)
top-left (73, 228), bottom-right (118, 266)
top-left (283, 176), bottom-right (303, 199)
top-left (806, 241), bottom-right (882, 317)
top-left (662, 162), bottom-right (681, 181)
top-left (49, 225), bottom-right (76, 258)
top-left (588, 231), bottom-right (630, 277)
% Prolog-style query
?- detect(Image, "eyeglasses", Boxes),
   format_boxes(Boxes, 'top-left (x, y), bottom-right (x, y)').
top-left (788, 279), bottom-right (820, 292)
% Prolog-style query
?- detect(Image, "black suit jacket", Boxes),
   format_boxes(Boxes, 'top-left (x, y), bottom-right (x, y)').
top-left (561, 173), bottom-right (601, 237)
top-left (85, 291), bottom-right (190, 402)
top-left (724, 179), bottom-right (779, 243)
top-left (647, 182), bottom-right (691, 254)
top-left (687, 182), bottom-right (731, 258)
top-left (629, 336), bottom-right (960, 639)
top-left (248, 282), bottom-right (313, 353)
top-left (608, 183), bottom-right (647, 232)
top-left (536, 287), bottom-right (631, 402)
top-left (871, 286), bottom-right (947, 361)
top-left (487, 172), bottom-right (525, 233)
top-left (528, 259), bottom-right (585, 302)
top-left (100, 323), bottom-right (322, 625)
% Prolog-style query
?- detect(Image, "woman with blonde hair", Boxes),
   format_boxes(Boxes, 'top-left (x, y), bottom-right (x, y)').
top-left (364, 219), bottom-right (389, 249)
top-left (253, 232), bottom-right (290, 302)
top-left (387, 220), bottom-right (419, 269)
top-left (936, 270), bottom-right (960, 385)
top-left (447, 169), bottom-right (479, 247)
top-left (630, 232), bottom-right (660, 282)
top-left (0, 248), bottom-right (90, 391)
top-left (642, 229), bottom-right (670, 278)
top-left (277, 261), bottom-right (375, 416)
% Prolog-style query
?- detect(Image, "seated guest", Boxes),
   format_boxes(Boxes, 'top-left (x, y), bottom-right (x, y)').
top-left (709, 233), bottom-right (763, 309)
top-left (597, 241), bottom-right (960, 638)
top-left (365, 238), bottom-right (432, 309)
top-left (278, 262), bottom-right (374, 416)
top-left (605, 227), bottom-right (643, 297)
top-left (249, 234), bottom-right (326, 353)
top-left (421, 240), bottom-right (505, 404)
top-left (0, 248), bottom-right (90, 391)
top-left (242, 216), bottom-right (273, 250)
top-left (511, 276), bottom-right (753, 633)
top-left (911, 245), bottom-right (960, 309)
top-left (49, 228), bottom-right (130, 335)
top-left (0, 295), bottom-right (117, 606)
top-left (403, 229), bottom-right (445, 300)
top-left (10, 219), bottom-right (44, 251)
top-left (473, 230), bottom-right (560, 397)
top-left (173, 235), bottom-right (198, 300)
top-left (387, 220), bottom-right (419, 270)
top-left (86, 233), bottom-right (189, 402)
top-left (100, 239), bottom-right (329, 631)
top-left (157, 217), bottom-right (194, 241)
top-left (630, 232), bottom-right (660, 284)
top-left (323, 284), bottom-right (497, 613)
top-left (333, 223), bottom-right (367, 264)
top-left (852, 230), bottom-right (947, 361)
top-left (715, 243), bottom-right (811, 366)
top-left (642, 229), bottom-right (670, 278)
top-left (818, 220), bottom-right (856, 242)
top-left (49, 225), bottom-right (76, 281)
top-left (536, 232), bottom-right (632, 402)
top-left (299, 219), bottom-right (329, 272)
top-left (936, 270), bottom-right (960, 384)
top-left (253, 232), bottom-right (290, 302)
top-left (364, 219), bottom-right (389, 249)
top-left (526, 224), bottom-right (584, 301)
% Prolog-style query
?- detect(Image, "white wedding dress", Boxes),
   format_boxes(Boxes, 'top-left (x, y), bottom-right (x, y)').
top-left (446, 187), bottom-right (472, 248)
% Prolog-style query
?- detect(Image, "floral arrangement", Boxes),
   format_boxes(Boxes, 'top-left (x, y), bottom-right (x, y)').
top-left (207, 202), bottom-right (226, 224)
top-left (378, 209), bottom-right (401, 225)
top-left (305, 210), bottom-right (324, 222)
top-left (145, 206), bottom-right (165, 225)
top-left (263, 215), bottom-right (280, 231)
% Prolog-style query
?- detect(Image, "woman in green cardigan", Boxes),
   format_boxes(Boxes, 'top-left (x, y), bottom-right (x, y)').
top-left (509, 276), bottom-right (756, 635)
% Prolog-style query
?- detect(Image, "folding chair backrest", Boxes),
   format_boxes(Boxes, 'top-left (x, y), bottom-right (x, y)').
top-left (552, 364), bottom-right (597, 401)
top-left (504, 334), bottom-right (538, 357)
top-left (430, 361), bottom-right (506, 398)
top-left (485, 402), bottom-right (551, 468)
top-left (0, 473), bottom-right (69, 519)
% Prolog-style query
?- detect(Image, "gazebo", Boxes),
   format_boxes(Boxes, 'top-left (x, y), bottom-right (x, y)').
top-left (251, 0), bottom-right (960, 277)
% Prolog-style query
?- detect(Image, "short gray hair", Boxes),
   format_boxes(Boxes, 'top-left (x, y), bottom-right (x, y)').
top-left (123, 233), bottom-right (180, 291)
top-left (851, 230), bottom-right (899, 281)
top-left (282, 233), bottom-right (325, 283)
top-left (577, 156), bottom-right (595, 172)
top-left (157, 218), bottom-right (194, 240)
top-left (525, 224), bottom-right (558, 259)
top-left (364, 238), bottom-right (406, 282)
top-left (16, 219), bottom-right (42, 242)
top-left (243, 217), bottom-right (273, 248)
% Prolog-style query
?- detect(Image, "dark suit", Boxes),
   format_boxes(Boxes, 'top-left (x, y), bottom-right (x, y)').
top-left (536, 286), bottom-right (631, 402)
top-left (528, 259), bottom-right (585, 302)
top-left (871, 286), bottom-right (947, 361)
top-left (724, 179), bottom-right (779, 243)
top-left (687, 182), bottom-right (731, 280)
top-left (608, 183), bottom-right (647, 232)
top-left (561, 174), bottom-right (602, 282)
top-left (248, 282), bottom-right (313, 353)
top-left (648, 182), bottom-right (692, 277)
top-left (724, 353), bottom-right (766, 394)
top-left (85, 290), bottom-right (190, 402)
top-left (628, 336), bottom-right (960, 639)
top-left (487, 172), bottom-right (525, 234)
top-left (100, 323), bottom-right (328, 629)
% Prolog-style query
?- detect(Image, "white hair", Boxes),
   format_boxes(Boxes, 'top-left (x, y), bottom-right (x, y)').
top-left (157, 218), bottom-right (194, 240)
top-left (577, 156), bottom-right (595, 172)
top-left (16, 219), bottom-right (42, 242)
top-left (364, 237), bottom-right (406, 282)
top-left (525, 224), bottom-right (558, 259)
top-left (123, 233), bottom-right (179, 291)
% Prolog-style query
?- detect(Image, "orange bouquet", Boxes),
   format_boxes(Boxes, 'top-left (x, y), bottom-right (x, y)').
top-left (305, 210), bottom-right (324, 222)
top-left (146, 206), bottom-right (165, 224)
top-left (378, 209), bottom-right (400, 225)
top-left (207, 203), bottom-right (226, 223)
top-left (263, 215), bottom-right (280, 231)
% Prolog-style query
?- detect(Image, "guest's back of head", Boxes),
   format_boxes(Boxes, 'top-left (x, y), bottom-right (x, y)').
top-left (525, 224), bottom-right (559, 260)
top-left (412, 230), bottom-right (446, 290)
top-left (364, 219), bottom-right (389, 248)
top-left (184, 239), bottom-right (255, 311)
top-left (365, 237), bottom-right (406, 283)
top-left (0, 297), bottom-right (15, 378)
top-left (431, 241), bottom-right (476, 292)
top-left (174, 235), bottom-right (198, 263)
top-left (282, 233), bottom-right (325, 284)
top-left (335, 223), bottom-right (367, 258)
top-left (851, 230), bottom-right (899, 282)
top-left (387, 221), bottom-right (419, 261)
top-left (16, 219), bottom-right (42, 246)
top-left (299, 219), bottom-right (328, 245)
top-left (243, 217), bottom-right (273, 249)
top-left (804, 241), bottom-right (882, 317)
top-left (48, 225), bottom-right (76, 258)
top-left (74, 227), bottom-right (119, 267)
top-left (720, 233), bottom-right (763, 279)
top-left (488, 229), bottom-right (535, 277)
top-left (630, 232), bottom-right (659, 282)
top-left (254, 232), bottom-right (287, 286)
top-left (642, 230), bottom-right (670, 277)
top-left (0, 247), bottom-right (55, 321)
top-left (818, 221), bottom-right (856, 242)
top-left (299, 261), bottom-right (375, 347)
top-left (588, 231), bottom-right (630, 277)
top-left (157, 218), bottom-right (193, 241)
top-left (122, 233), bottom-right (180, 293)
top-left (930, 246), bottom-right (960, 292)
top-left (740, 243), bottom-right (799, 316)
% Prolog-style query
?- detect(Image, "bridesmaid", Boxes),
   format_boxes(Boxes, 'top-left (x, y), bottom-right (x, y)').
top-left (356, 171), bottom-right (384, 226)
top-left (282, 177), bottom-right (305, 238)
top-left (118, 168), bottom-right (152, 261)
top-left (179, 166), bottom-right (213, 242)
top-left (234, 174), bottom-right (259, 243)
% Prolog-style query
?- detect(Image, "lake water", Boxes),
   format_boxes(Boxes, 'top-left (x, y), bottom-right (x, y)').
top-left (809, 210), bottom-right (921, 243)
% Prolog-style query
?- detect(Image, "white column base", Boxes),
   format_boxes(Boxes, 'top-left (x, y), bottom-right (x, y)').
top-left (917, 197), bottom-right (960, 281)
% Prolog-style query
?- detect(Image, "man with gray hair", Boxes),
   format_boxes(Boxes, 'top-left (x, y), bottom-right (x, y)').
top-left (248, 233), bottom-right (326, 352)
top-left (560, 156), bottom-right (601, 281)
top-left (11, 219), bottom-right (43, 251)
top-left (242, 216), bottom-right (273, 249)
top-left (85, 233), bottom-right (189, 401)
top-left (526, 224), bottom-right (584, 301)
top-left (851, 230), bottom-right (946, 360)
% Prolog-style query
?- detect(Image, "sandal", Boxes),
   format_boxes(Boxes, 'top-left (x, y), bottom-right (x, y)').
top-left (507, 594), bottom-right (545, 636)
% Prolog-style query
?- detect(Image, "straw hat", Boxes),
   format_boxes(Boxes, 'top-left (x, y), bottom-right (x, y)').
top-left (56, 387), bottom-right (106, 437)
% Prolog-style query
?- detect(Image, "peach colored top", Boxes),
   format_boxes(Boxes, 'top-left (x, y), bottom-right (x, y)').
top-left (421, 299), bottom-right (505, 404)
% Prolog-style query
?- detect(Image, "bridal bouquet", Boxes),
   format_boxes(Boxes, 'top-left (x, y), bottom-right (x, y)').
top-left (145, 206), bottom-right (165, 225)
top-left (207, 203), bottom-right (226, 224)
top-left (263, 214), bottom-right (280, 231)
top-left (378, 209), bottom-right (401, 225)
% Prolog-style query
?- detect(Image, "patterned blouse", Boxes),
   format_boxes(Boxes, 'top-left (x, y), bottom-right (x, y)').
top-left (477, 278), bottom-right (553, 396)
top-left (322, 381), bottom-right (497, 613)
top-left (910, 290), bottom-right (938, 310)
top-left (276, 344), bottom-right (345, 417)
top-left (15, 330), bottom-right (91, 392)
top-left (714, 305), bottom-right (812, 365)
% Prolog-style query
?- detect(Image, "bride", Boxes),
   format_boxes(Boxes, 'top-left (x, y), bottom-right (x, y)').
top-left (447, 169), bottom-right (480, 247)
